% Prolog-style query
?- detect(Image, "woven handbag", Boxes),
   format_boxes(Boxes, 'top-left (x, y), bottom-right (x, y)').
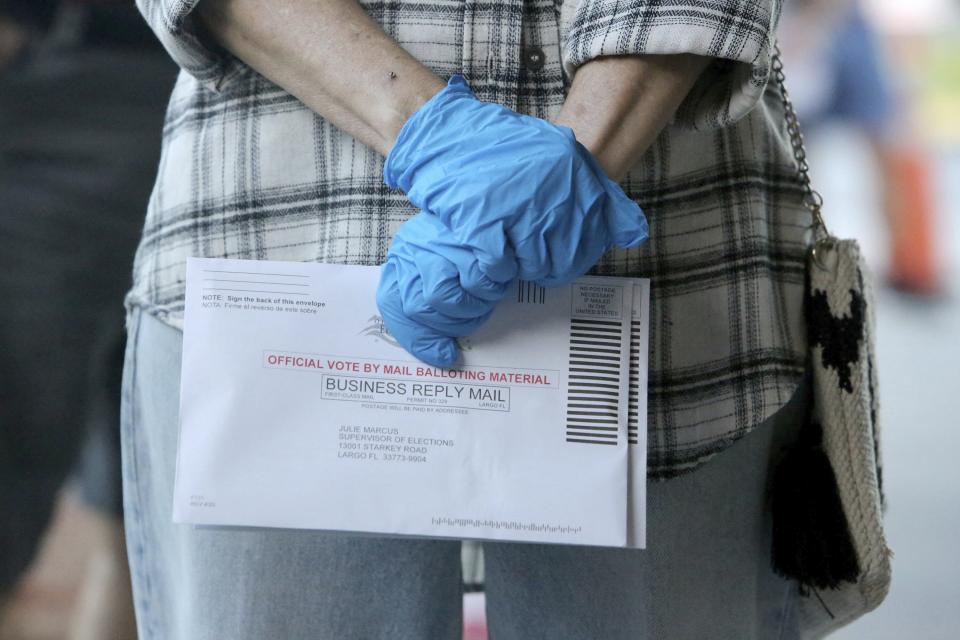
top-left (768, 44), bottom-right (894, 635)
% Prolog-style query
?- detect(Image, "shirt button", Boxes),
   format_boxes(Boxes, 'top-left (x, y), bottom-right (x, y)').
top-left (524, 46), bottom-right (545, 72)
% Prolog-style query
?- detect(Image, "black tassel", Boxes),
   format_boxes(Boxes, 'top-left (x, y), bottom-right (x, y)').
top-left (770, 417), bottom-right (861, 593)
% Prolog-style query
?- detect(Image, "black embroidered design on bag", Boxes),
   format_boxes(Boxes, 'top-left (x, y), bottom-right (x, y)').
top-left (806, 287), bottom-right (865, 393)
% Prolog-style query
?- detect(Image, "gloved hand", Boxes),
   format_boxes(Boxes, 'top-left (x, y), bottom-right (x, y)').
top-left (376, 211), bottom-right (508, 368)
top-left (383, 73), bottom-right (648, 288)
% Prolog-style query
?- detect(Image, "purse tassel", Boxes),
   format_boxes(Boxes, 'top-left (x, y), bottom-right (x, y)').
top-left (770, 416), bottom-right (861, 595)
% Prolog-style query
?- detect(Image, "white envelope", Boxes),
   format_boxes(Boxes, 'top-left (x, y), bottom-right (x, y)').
top-left (174, 257), bottom-right (648, 548)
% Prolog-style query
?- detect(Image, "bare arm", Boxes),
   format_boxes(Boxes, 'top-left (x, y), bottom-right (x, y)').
top-left (553, 53), bottom-right (711, 182)
top-left (196, 0), bottom-right (446, 157)
top-left (196, 0), bottom-right (707, 178)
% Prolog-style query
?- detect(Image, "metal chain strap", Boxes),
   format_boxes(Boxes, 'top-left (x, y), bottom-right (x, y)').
top-left (770, 42), bottom-right (833, 243)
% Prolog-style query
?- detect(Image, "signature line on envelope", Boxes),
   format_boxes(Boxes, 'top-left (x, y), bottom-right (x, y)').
top-left (201, 268), bottom-right (311, 296)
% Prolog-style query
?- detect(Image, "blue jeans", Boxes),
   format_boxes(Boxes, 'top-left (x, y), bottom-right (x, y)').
top-left (121, 305), bottom-right (812, 639)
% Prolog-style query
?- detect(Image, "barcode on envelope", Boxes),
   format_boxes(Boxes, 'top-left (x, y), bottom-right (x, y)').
top-left (628, 319), bottom-right (642, 445)
top-left (565, 318), bottom-right (623, 445)
top-left (516, 281), bottom-right (546, 304)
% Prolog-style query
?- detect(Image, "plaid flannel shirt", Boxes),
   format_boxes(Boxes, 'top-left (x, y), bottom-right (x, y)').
top-left (131, 0), bottom-right (811, 478)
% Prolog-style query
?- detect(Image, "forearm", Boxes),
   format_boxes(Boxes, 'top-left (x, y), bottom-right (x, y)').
top-left (554, 53), bottom-right (710, 182)
top-left (195, 0), bottom-right (445, 157)
top-left (194, 1), bottom-right (705, 181)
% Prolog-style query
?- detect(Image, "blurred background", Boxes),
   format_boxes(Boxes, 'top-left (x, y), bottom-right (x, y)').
top-left (1, 0), bottom-right (958, 639)
top-left (778, 0), bottom-right (960, 636)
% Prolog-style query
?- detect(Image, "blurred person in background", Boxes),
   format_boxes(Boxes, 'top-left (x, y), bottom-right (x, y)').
top-left (0, 2), bottom-right (176, 637)
top-left (778, 0), bottom-right (944, 296)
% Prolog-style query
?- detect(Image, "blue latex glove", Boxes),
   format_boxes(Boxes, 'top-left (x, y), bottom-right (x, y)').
top-left (376, 212), bottom-right (508, 368)
top-left (383, 73), bottom-right (648, 288)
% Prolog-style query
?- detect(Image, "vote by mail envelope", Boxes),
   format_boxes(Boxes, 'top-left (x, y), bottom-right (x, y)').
top-left (174, 257), bottom-right (649, 548)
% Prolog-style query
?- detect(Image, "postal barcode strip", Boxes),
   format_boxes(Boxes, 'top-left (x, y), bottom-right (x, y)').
top-left (566, 417), bottom-right (618, 425)
top-left (566, 318), bottom-right (624, 445)
top-left (568, 433), bottom-right (617, 440)
top-left (570, 334), bottom-right (621, 342)
top-left (628, 320), bottom-right (642, 445)
top-left (516, 281), bottom-right (546, 304)
top-left (568, 390), bottom-right (619, 399)
top-left (569, 398), bottom-right (618, 407)
top-left (570, 367), bottom-right (619, 376)
top-left (570, 332), bottom-right (621, 342)
top-left (570, 359), bottom-right (620, 369)
top-left (568, 408), bottom-right (620, 418)
top-left (567, 427), bottom-right (618, 434)
top-left (568, 435), bottom-right (617, 444)
top-left (570, 318), bottom-right (621, 327)
top-left (566, 425), bottom-right (618, 432)
top-left (567, 382), bottom-right (619, 390)
top-left (569, 374), bottom-right (619, 383)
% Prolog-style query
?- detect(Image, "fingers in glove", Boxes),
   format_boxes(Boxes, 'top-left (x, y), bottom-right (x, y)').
top-left (406, 164), bottom-right (521, 285)
top-left (392, 254), bottom-right (495, 337)
top-left (395, 212), bottom-right (510, 306)
top-left (411, 249), bottom-right (503, 318)
top-left (376, 261), bottom-right (460, 368)
top-left (454, 220), bottom-right (519, 285)
top-left (508, 160), bottom-right (611, 284)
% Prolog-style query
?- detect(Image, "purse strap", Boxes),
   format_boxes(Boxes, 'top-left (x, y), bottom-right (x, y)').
top-left (770, 43), bottom-right (834, 249)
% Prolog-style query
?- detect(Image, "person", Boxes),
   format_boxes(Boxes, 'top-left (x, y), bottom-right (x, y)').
top-left (0, 2), bottom-right (176, 635)
top-left (121, 0), bottom-right (853, 637)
